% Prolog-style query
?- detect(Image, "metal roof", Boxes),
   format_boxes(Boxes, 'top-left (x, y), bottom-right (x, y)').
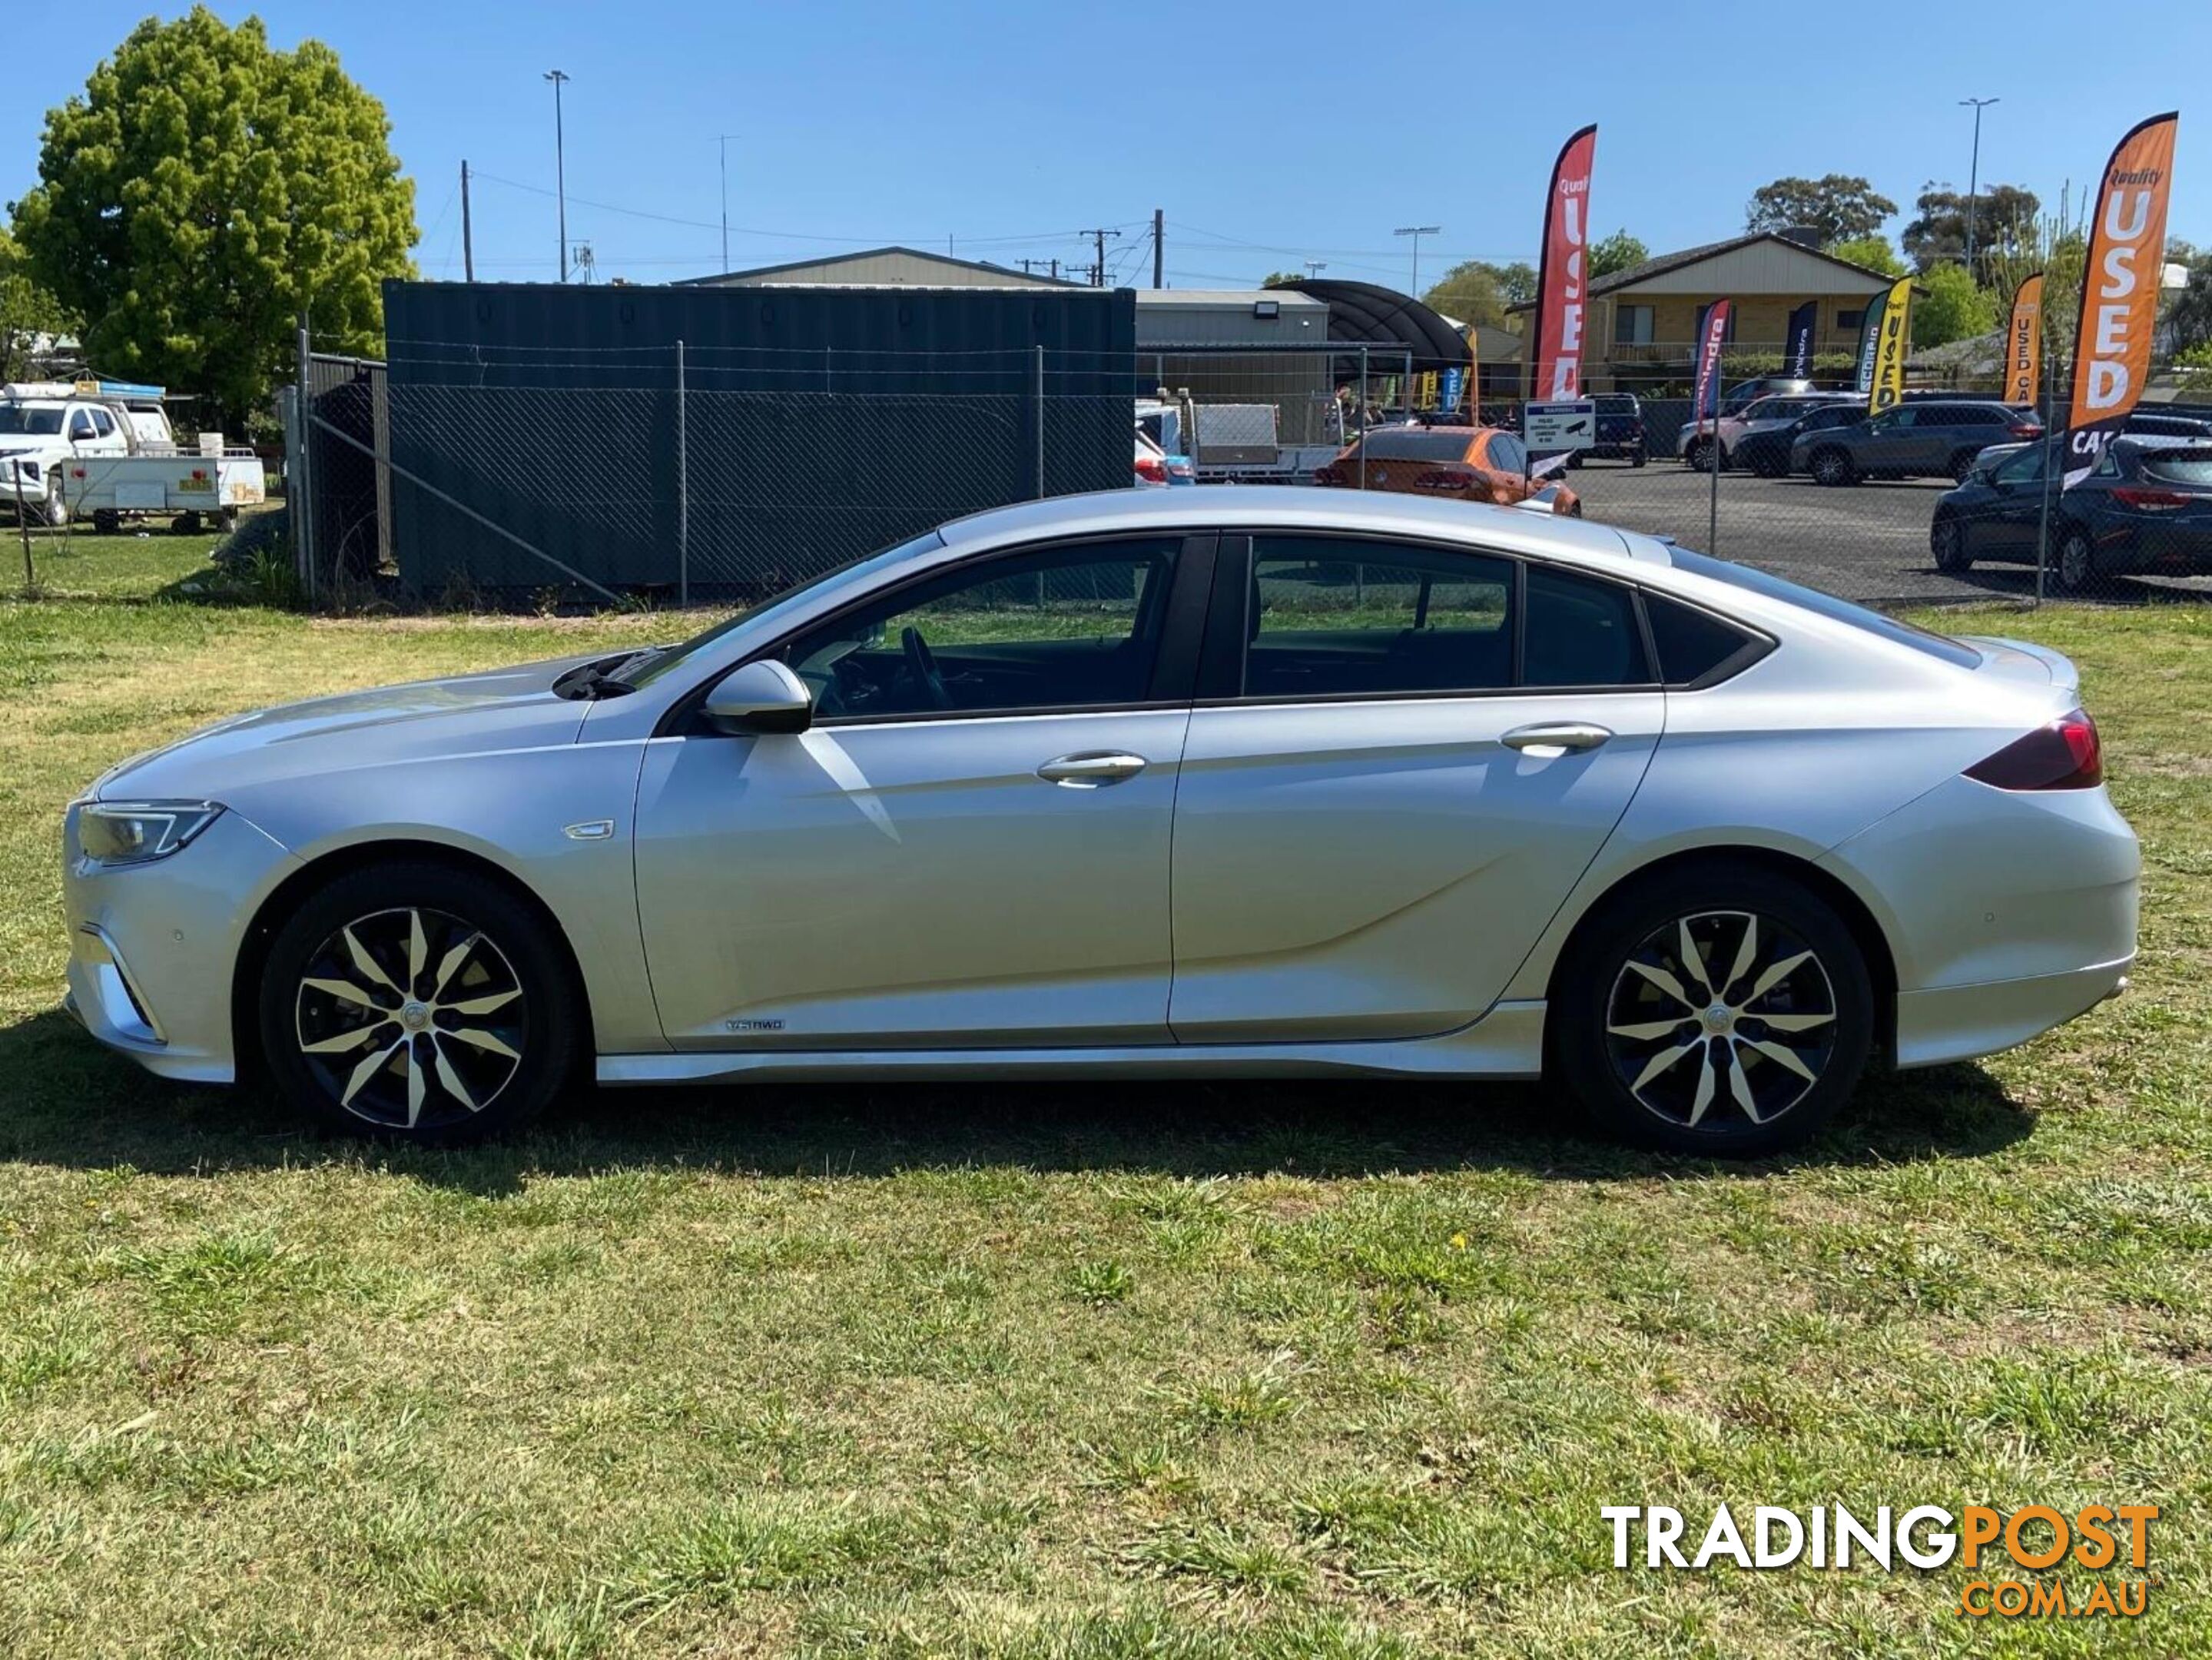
top-left (1506, 231), bottom-right (1911, 312)
top-left (675, 245), bottom-right (1082, 287)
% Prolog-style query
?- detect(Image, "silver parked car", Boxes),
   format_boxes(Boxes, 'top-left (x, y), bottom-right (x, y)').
top-left (62, 490), bottom-right (2137, 1157)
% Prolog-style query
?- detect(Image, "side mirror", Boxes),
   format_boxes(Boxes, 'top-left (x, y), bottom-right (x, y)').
top-left (702, 659), bottom-right (813, 736)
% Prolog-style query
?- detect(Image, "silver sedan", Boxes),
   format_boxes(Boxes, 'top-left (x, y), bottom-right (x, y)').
top-left (61, 490), bottom-right (2137, 1156)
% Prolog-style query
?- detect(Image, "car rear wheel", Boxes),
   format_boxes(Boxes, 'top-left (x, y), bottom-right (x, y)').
top-left (1810, 448), bottom-right (1855, 487)
top-left (1931, 513), bottom-right (1972, 573)
top-left (257, 862), bottom-right (582, 1144)
top-left (1630, 449), bottom-right (1647, 468)
top-left (2054, 527), bottom-right (2100, 596)
top-left (1552, 864), bottom-right (1873, 1158)
top-left (1948, 451), bottom-right (1979, 483)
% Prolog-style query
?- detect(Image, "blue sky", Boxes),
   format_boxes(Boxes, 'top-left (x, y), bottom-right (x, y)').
top-left (10, 1), bottom-right (2212, 292)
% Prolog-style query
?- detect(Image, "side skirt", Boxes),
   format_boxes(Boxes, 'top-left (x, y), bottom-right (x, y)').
top-left (597, 1001), bottom-right (1548, 1085)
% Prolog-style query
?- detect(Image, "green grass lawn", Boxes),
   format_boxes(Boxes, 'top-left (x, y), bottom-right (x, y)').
top-left (1, 533), bottom-right (2207, 1657)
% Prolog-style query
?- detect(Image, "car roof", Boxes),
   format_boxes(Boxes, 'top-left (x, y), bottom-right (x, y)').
top-left (937, 485), bottom-right (1673, 568)
top-left (2113, 433), bottom-right (2212, 453)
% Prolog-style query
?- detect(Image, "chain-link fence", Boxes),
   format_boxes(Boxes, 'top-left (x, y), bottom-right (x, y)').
top-left (290, 337), bottom-right (2212, 613)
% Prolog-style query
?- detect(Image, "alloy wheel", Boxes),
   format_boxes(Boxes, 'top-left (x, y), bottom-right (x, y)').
top-left (2059, 533), bottom-right (2094, 594)
top-left (1603, 910), bottom-right (1838, 1130)
top-left (293, 907), bottom-right (526, 1130)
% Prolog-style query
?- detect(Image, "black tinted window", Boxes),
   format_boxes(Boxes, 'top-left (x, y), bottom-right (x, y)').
top-left (1361, 430), bottom-right (1472, 463)
top-left (1524, 566), bottom-right (1650, 688)
top-left (1645, 593), bottom-right (1757, 686)
top-left (1669, 549), bottom-right (1982, 667)
top-left (2138, 447), bottom-right (2212, 485)
top-left (1487, 433), bottom-right (1527, 473)
top-left (779, 540), bottom-right (1178, 719)
top-left (1245, 538), bottom-right (1511, 698)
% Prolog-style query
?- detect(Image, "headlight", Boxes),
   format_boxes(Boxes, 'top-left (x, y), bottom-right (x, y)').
top-left (76, 800), bottom-right (225, 866)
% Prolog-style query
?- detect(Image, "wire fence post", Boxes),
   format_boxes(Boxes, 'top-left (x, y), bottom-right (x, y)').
top-left (2034, 333), bottom-right (2054, 609)
top-left (675, 337), bottom-right (689, 608)
top-left (1402, 349), bottom-right (1414, 415)
top-left (1358, 347), bottom-right (1369, 489)
top-left (294, 315), bottom-right (316, 603)
top-left (1034, 344), bottom-right (1046, 500)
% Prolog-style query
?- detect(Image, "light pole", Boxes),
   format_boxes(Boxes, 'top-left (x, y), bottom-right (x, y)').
top-left (1960, 97), bottom-right (1998, 273)
top-left (715, 134), bottom-right (738, 273)
top-left (545, 69), bottom-right (571, 282)
top-left (1304, 259), bottom-right (1327, 279)
top-left (1395, 226), bottom-right (1441, 297)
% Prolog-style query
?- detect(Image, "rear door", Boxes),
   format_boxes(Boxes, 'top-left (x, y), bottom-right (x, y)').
top-left (1167, 533), bottom-right (1663, 1041)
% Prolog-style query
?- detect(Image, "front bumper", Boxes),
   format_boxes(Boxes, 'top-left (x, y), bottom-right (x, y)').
top-left (60, 805), bottom-right (302, 1084)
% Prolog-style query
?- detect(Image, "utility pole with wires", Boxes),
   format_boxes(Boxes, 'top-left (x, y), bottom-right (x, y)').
top-left (1152, 208), bottom-right (1164, 287)
top-left (544, 70), bottom-right (571, 281)
top-left (460, 160), bottom-right (475, 282)
top-left (1082, 227), bottom-right (1120, 287)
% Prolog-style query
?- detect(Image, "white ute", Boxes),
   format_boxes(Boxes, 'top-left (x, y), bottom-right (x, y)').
top-left (0, 378), bottom-right (264, 533)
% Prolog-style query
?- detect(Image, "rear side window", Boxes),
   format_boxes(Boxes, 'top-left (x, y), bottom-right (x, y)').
top-left (1246, 537), bottom-right (1511, 698)
top-left (2138, 447), bottom-right (2212, 485)
top-left (1645, 593), bottom-right (1763, 686)
top-left (1669, 549), bottom-right (1982, 667)
top-left (1524, 566), bottom-right (1650, 688)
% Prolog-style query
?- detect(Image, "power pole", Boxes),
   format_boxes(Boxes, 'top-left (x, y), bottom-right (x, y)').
top-left (1082, 227), bottom-right (1119, 288)
top-left (1050, 258), bottom-right (1060, 281)
top-left (544, 70), bottom-right (572, 282)
top-left (460, 160), bottom-right (475, 282)
top-left (1152, 208), bottom-right (1164, 287)
top-left (1394, 225), bottom-right (1441, 298)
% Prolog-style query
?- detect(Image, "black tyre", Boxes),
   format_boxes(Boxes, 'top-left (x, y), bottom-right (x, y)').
top-left (1948, 450), bottom-right (1979, 484)
top-left (1630, 449), bottom-right (1647, 468)
top-left (2054, 527), bottom-right (2100, 597)
top-left (1931, 513), bottom-right (1972, 573)
top-left (1683, 437), bottom-right (1714, 473)
top-left (257, 862), bottom-right (583, 1144)
top-left (1551, 862), bottom-right (1874, 1158)
top-left (171, 511), bottom-right (204, 536)
top-left (91, 509), bottom-right (121, 535)
top-left (1810, 448), bottom-right (1855, 487)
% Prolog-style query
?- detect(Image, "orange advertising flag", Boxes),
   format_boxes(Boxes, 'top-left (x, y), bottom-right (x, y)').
top-left (2005, 272), bottom-right (2044, 408)
top-left (2065, 113), bottom-right (2179, 483)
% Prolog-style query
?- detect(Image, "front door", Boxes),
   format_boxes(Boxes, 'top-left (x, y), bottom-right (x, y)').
top-left (635, 534), bottom-right (1205, 1050)
top-left (1169, 534), bottom-right (1663, 1041)
top-left (1975, 443), bottom-right (2051, 559)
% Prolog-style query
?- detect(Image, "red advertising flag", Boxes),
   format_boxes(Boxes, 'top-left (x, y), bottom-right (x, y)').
top-left (1530, 124), bottom-right (1597, 401)
top-left (2065, 112), bottom-right (2179, 483)
top-left (1692, 299), bottom-right (1732, 430)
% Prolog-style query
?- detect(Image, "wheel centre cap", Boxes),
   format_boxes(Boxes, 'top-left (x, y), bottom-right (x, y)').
top-left (400, 1001), bottom-right (431, 1032)
top-left (1702, 1004), bottom-right (1734, 1036)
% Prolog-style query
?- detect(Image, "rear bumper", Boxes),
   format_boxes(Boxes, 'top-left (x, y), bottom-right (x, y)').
top-left (1895, 956), bottom-right (2131, 1069)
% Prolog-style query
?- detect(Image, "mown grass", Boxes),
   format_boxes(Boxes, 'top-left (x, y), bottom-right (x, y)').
top-left (0, 533), bottom-right (2207, 1655)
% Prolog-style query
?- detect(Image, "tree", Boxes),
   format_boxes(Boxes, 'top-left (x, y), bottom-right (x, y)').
top-left (1587, 230), bottom-right (1648, 281)
top-left (0, 224), bottom-right (75, 383)
top-left (1420, 260), bottom-right (1534, 327)
top-left (1912, 262), bottom-right (1995, 350)
top-left (1259, 271), bottom-right (1304, 287)
top-left (11, 8), bottom-right (416, 427)
top-left (2160, 241), bottom-right (2212, 357)
top-left (1829, 235), bottom-right (1906, 277)
top-left (1745, 175), bottom-right (1898, 246)
top-left (1900, 182), bottom-right (2040, 271)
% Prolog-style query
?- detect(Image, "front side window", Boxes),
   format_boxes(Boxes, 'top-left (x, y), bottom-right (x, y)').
top-left (1994, 446), bottom-right (2047, 485)
top-left (68, 411), bottom-right (96, 440)
top-left (775, 539), bottom-right (1179, 720)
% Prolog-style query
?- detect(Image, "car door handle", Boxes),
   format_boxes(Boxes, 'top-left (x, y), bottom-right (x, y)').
top-left (1501, 722), bottom-right (1613, 757)
top-left (1037, 751), bottom-right (1148, 788)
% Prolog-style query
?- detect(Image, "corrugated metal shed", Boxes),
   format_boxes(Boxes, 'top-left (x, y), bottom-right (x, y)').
top-left (380, 281), bottom-right (1137, 596)
top-left (678, 246), bottom-right (1075, 289)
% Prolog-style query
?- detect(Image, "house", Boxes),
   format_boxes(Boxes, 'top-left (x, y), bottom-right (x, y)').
top-left (1507, 231), bottom-right (1902, 393)
top-left (678, 246), bottom-right (1077, 289)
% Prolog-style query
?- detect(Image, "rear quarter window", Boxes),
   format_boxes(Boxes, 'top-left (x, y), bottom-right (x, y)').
top-left (1667, 549), bottom-right (1982, 668)
top-left (2140, 449), bottom-right (2212, 485)
top-left (1644, 593), bottom-right (1764, 686)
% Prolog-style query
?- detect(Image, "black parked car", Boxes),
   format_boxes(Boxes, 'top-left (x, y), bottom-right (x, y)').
top-left (1930, 434), bottom-right (2212, 593)
top-left (1791, 400), bottom-right (2042, 485)
top-left (1578, 393), bottom-right (1647, 466)
top-left (1726, 397), bottom-right (1864, 477)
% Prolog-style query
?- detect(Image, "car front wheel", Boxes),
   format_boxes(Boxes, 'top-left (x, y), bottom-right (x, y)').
top-left (1810, 449), bottom-right (1855, 486)
top-left (1552, 864), bottom-right (1874, 1157)
top-left (257, 862), bottom-right (582, 1143)
top-left (1931, 513), bottom-right (1972, 573)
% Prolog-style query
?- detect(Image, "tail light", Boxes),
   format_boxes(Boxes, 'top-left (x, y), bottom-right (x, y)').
top-left (2111, 485), bottom-right (2193, 511)
top-left (1414, 469), bottom-right (1467, 490)
top-left (1313, 463), bottom-right (1345, 486)
top-left (1133, 455), bottom-right (1166, 484)
top-left (1965, 709), bottom-right (2102, 790)
top-left (2008, 422), bottom-right (2043, 439)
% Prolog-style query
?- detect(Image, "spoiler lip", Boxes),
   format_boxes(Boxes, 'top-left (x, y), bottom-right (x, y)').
top-left (1953, 634), bottom-right (2081, 696)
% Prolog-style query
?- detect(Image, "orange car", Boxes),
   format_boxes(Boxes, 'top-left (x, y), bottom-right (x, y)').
top-left (1313, 424), bottom-right (1582, 516)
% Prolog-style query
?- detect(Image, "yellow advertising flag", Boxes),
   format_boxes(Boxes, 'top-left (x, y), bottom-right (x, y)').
top-left (2004, 273), bottom-right (2045, 408)
top-left (1869, 275), bottom-right (1913, 414)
